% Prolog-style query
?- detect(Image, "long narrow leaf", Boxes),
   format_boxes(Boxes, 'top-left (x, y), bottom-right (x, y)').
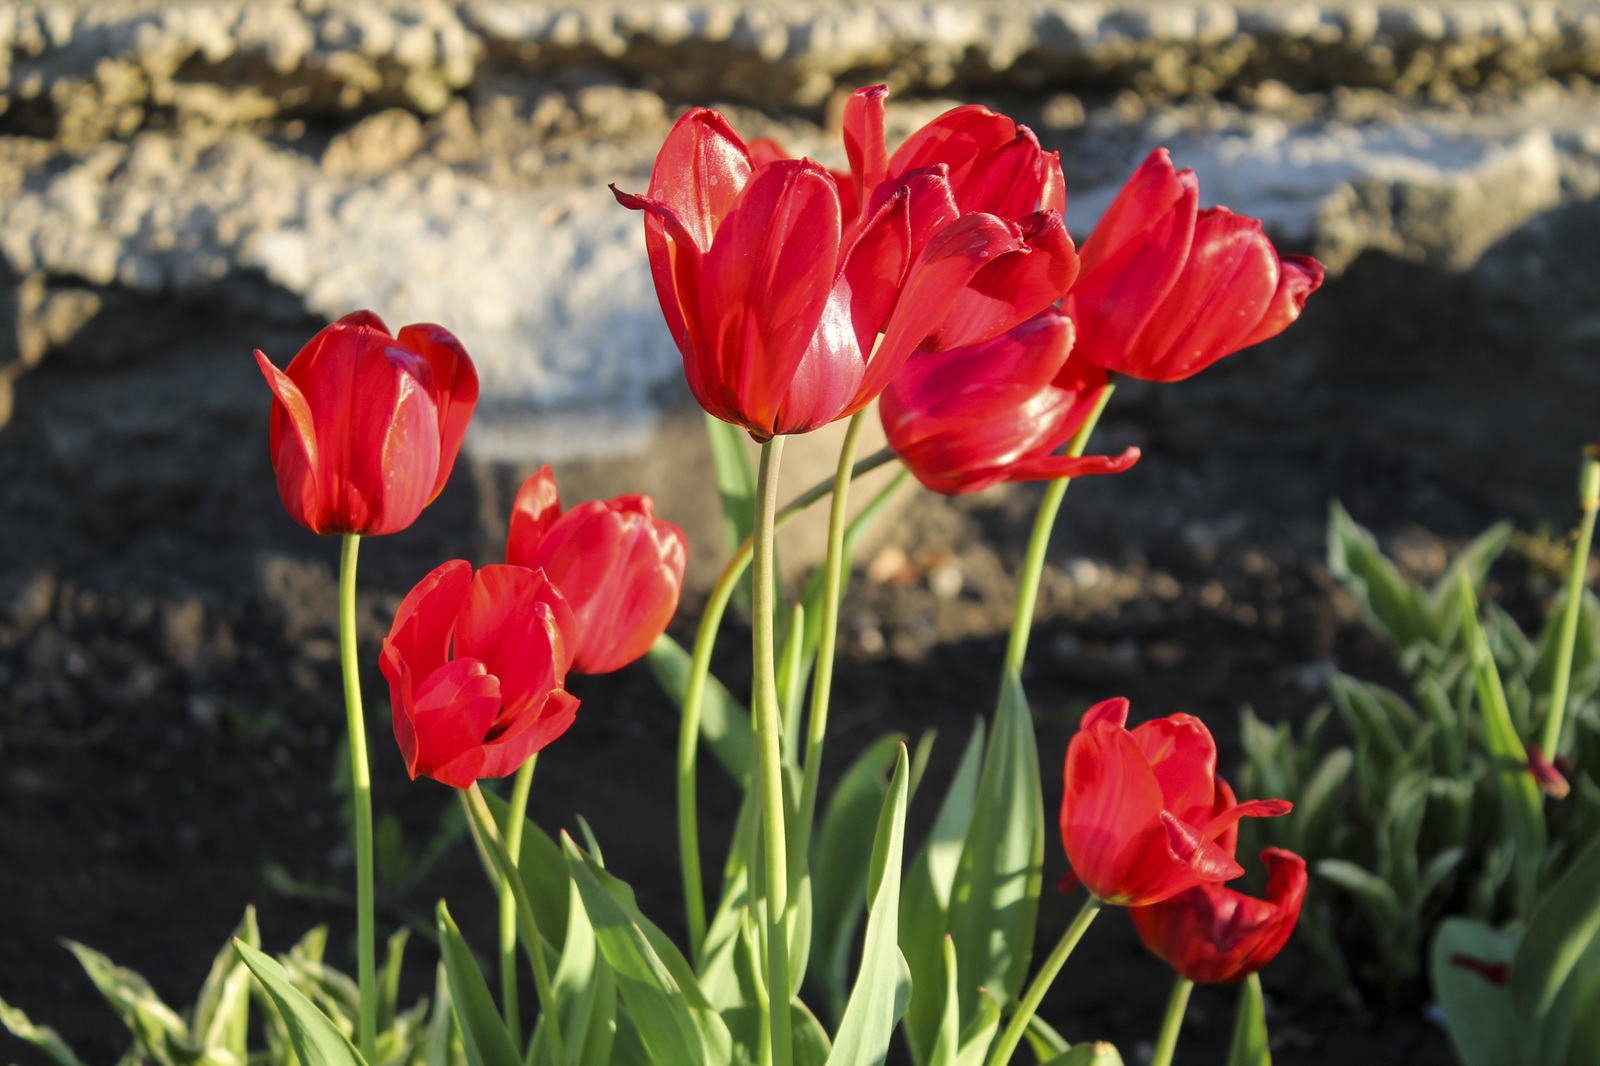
top-left (1511, 837), bottom-right (1600, 1031)
top-left (646, 634), bottom-right (753, 787)
top-left (436, 902), bottom-right (523, 1066)
top-left (1225, 974), bottom-right (1270, 1066)
top-left (232, 940), bottom-right (366, 1066)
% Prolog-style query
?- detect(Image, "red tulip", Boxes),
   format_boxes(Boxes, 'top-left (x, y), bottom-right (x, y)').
top-left (506, 466), bottom-right (688, 674)
top-left (255, 311), bottom-right (479, 535)
top-left (1064, 149), bottom-right (1324, 382)
top-left (613, 89), bottom-right (1074, 440)
top-left (847, 90), bottom-right (1079, 351)
top-left (1528, 745), bottom-right (1571, 799)
top-left (1059, 697), bottom-right (1291, 906)
top-left (1128, 847), bottom-right (1307, 983)
top-left (380, 560), bottom-right (578, 789)
top-left (879, 309), bottom-right (1140, 495)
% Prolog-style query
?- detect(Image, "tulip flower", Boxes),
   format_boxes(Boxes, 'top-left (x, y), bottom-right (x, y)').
top-left (1065, 148), bottom-right (1325, 383)
top-left (505, 466), bottom-right (688, 674)
top-left (1059, 697), bottom-right (1291, 906)
top-left (255, 311), bottom-right (479, 535)
top-left (1127, 847), bottom-right (1307, 983)
top-left (381, 560), bottom-right (578, 789)
top-left (880, 308), bottom-right (1141, 495)
top-left (613, 89), bottom-right (1077, 440)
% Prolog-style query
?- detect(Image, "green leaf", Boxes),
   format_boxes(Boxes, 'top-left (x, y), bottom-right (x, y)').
top-left (1429, 521), bottom-right (1512, 627)
top-left (926, 938), bottom-right (960, 1066)
top-left (952, 994), bottom-right (1001, 1066)
top-left (1225, 973), bottom-right (1270, 1066)
top-left (646, 633), bottom-right (753, 787)
top-left (825, 744), bottom-right (912, 1066)
top-left (564, 836), bottom-right (722, 1066)
top-left (1511, 836), bottom-right (1600, 1032)
top-left (1429, 919), bottom-right (1520, 1066)
top-left (1041, 1044), bottom-right (1125, 1066)
top-left (900, 720), bottom-right (986, 1066)
top-left (539, 873), bottom-right (616, 1066)
top-left (64, 940), bottom-right (188, 1063)
top-left (436, 902), bottom-right (522, 1066)
top-left (193, 906), bottom-right (259, 1061)
top-left (480, 791), bottom-right (571, 952)
top-left (705, 412), bottom-right (761, 615)
top-left (1022, 1015), bottom-right (1071, 1061)
top-left (423, 962), bottom-right (456, 1066)
top-left (1327, 501), bottom-right (1435, 651)
top-left (0, 994), bottom-right (88, 1066)
top-left (946, 672), bottom-right (1044, 1023)
top-left (792, 1000), bottom-right (832, 1066)
top-left (1316, 860), bottom-right (1402, 927)
top-left (378, 927), bottom-right (410, 1034)
top-left (777, 604), bottom-right (808, 760)
top-left (232, 940), bottom-right (366, 1066)
top-left (812, 732), bottom-right (905, 1023)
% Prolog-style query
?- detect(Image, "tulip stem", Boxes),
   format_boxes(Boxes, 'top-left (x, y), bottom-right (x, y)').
top-left (1541, 455), bottom-right (1600, 758)
top-left (675, 443), bottom-right (898, 963)
top-left (753, 436), bottom-right (794, 1066)
top-left (797, 411), bottom-right (867, 855)
top-left (338, 533), bottom-right (378, 1063)
top-left (983, 896), bottom-right (1101, 1066)
top-left (1003, 377), bottom-right (1117, 678)
top-left (464, 782), bottom-right (565, 1065)
top-left (1149, 976), bottom-right (1194, 1066)
top-left (499, 754), bottom-right (538, 1047)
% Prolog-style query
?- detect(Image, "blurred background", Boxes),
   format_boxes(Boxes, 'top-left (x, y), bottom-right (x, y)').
top-left (2, 1), bottom-right (1599, 1062)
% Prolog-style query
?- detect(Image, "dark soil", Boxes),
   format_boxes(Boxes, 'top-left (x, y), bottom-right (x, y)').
top-left (4, 382), bottom-right (1548, 1066)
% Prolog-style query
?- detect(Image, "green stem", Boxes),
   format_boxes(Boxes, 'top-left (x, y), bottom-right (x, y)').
top-left (499, 755), bottom-right (537, 1047)
top-left (1002, 378), bottom-right (1118, 677)
top-left (464, 783), bottom-right (565, 1065)
top-left (983, 897), bottom-right (1102, 1066)
top-left (676, 444), bottom-right (897, 963)
top-left (1541, 456), bottom-right (1600, 757)
top-left (338, 533), bottom-right (378, 1063)
top-left (1149, 976), bottom-right (1194, 1066)
top-left (797, 411), bottom-right (867, 853)
top-left (752, 436), bottom-right (793, 1066)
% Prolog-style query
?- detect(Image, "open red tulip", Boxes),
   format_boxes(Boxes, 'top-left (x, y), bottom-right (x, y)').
top-left (255, 311), bottom-right (478, 536)
top-left (506, 466), bottom-right (688, 675)
top-left (880, 308), bottom-right (1140, 495)
top-left (380, 560), bottom-right (578, 789)
top-left (613, 89), bottom-right (1076, 439)
top-left (1064, 148), bottom-right (1324, 383)
top-left (1059, 697), bottom-right (1291, 906)
top-left (1128, 846), bottom-right (1308, 983)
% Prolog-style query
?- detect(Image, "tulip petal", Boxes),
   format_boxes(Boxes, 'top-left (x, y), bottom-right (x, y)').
top-left (888, 104), bottom-right (1018, 193)
top-left (477, 689), bottom-right (582, 779)
top-left (405, 657), bottom-right (503, 788)
top-left (382, 559), bottom-right (472, 686)
top-left (699, 159), bottom-right (841, 437)
top-left (1200, 797), bottom-right (1293, 845)
top-left (507, 465), bottom-right (563, 567)
top-left (1082, 696), bottom-right (1130, 729)
top-left (956, 127), bottom-right (1052, 219)
top-left (922, 211), bottom-right (1078, 351)
top-left (1003, 448), bottom-right (1141, 485)
top-left (255, 350), bottom-right (322, 531)
top-left (397, 323), bottom-right (479, 505)
top-left (454, 566), bottom-right (573, 714)
top-left (646, 107), bottom-right (753, 252)
top-left (1236, 253), bottom-right (1325, 350)
top-left (1159, 812), bottom-right (1246, 886)
top-left (1060, 718), bottom-right (1168, 901)
top-left (842, 85), bottom-right (889, 212)
top-left (612, 187), bottom-right (707, 389)
top-left (1131, 714), bottom-right (1219, 826)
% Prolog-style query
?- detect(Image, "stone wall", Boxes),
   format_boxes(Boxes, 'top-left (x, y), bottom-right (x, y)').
top-left (1, 0), bottom-right (1599, 609)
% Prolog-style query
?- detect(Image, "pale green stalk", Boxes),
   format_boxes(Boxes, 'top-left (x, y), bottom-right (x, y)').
top-left (676, 445), bottom-right (895, 962)
top-left (500, 755), bottom-right (538, 1046)
top-left (752, 437), bottom-right (793, 1066)
top-left (796, 411), bottom-right (867, 851)
top-left (1002, 379), bottom-right (1118, 676)
top-left (1149, 977), bottom-right (1194, 1066)
top-left (1540, 455), bottom-right (1600, 757)
top-left (982, 897), bottom-right (1102, 1066)
top-left (338, 533), bottom-right (378, 1063)
top-left (464, 783), bottom-right (564, 1065)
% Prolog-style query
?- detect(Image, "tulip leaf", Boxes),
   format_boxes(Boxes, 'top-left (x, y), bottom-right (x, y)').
top-left (232, 939), bottom-right (366, 1066)
top-left (901, 719), bottom-right (986, 1066)
top-left (1511, 836), bottom-right (1600, 1033)
top-left (191, 906), bottom-right (259, 1061)
top-left (1327, 501), bottom-right (1434, 651)
top-left (1023, 1015), bottom-right (1071, 1061)
top-left (946, 671), bottom-right (1044, 1026)
top-left (777, 603), bottom-right (808, 758)
top-left (0, 994), bottom-right (88, 1066)
top-left (564, 834), bottom-right (725, 1066)
top-left (423, 962), bottom-right (455, 1066)
top-left (926, 937), bottom-right (961, 1066)
top-left (435, 902), bottom-right (522, 1066)
top-left (705, 412), bottom-right (762, 614)
top-left (953, 992), bottom-right (1001, 1066)
top-left (63, 939), bottom-right (189, 1063)
top-left (812, 731), bottom-right (905, 1023)
top-left (479, 790), bottom-right (571, 952)
top-left (646, 633), bottom-right (753, 787)
top-left (377, 927), bottom-right (409, 1035)
top-left (1224, 973), bottom-right (1271, 1066)
top-left (534, 865), bottom-right (617, 1066)
top-left (1316, 859), bottom-right (1403, 928)
top-left (1429, 918), bottom-right (1520, 1066)
top-left (825, 744), bottom-right (912, 1066)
